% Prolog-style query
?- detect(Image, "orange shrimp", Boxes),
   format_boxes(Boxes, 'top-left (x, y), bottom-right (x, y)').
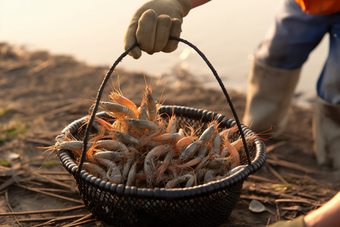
top-left (155, 149), bottom-right (175, 184)
top-left (166, 113), bottom-right (177, 134)
top-left (84, 116), bottom-right (116, 138)
top-left (79, 116), bottom-right (108, 142)
top-left (108, 74), bottom-right (138, 115)
top-left (100, 101), bottom-right (137, 119)
top-left (152, 132), bottom-right (185, 143)
top-left (109, 92), bottom-right (138, 115)
top-left (85, 142), bottom-right (98, 163)
top-left (175, 125), bottom-right (197, 153)
top-left (220, 124), bottom-right (239, 143)
top-left (225, 139), bottom-right (240, 168)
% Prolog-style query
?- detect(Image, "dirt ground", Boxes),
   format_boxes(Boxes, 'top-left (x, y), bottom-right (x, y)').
top-left (0, 42), bottom-right (339, 227)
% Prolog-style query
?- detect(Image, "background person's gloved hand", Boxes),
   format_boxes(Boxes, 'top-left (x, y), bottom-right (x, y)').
top-left (124, 0), bottom-right (192, 59)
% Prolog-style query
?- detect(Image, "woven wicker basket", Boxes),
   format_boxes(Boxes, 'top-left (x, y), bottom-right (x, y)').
top-left (56, 37), bottom-right (266, 226)
top-left (57, 105), bottom-right (266, 227)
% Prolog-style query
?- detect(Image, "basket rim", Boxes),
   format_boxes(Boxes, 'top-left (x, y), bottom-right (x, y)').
top-left (57, 105), bottom-right (266, 200)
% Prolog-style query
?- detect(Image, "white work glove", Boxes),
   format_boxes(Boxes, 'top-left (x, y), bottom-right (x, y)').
top-left (124, 0), bottom-right (192, 59)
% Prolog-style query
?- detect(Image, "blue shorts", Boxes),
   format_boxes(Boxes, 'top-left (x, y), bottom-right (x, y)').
top-left (255, 0), bottom-right (340, 104)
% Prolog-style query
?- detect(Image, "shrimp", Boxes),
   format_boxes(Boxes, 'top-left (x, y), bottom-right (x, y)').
top-left (152, 132), bottom-right (185, 143)
top-left (144, 144), bottom-right (171, 187)
top-left (124, 118), bottom-right (158, 131)
top-left (231, 138), bottom-right (255, 168)
top-left (111, 130), bottom-right (140, 145)
top-left (165, 174), bottom-right (195, 189)
top-left (204, 169), bottom-right (219, 184)
top-left (199, 123), bottom-right (217, 144)
top-left (139, 127), bottom-right (163, 146)
top-left (166, 115), bottom-right (177, 133)
top-left (95, 140), bottom-right (129, 154)
top-left (56, 141), bottom-right (90, 153)
top-left (39, 140), bottom-right (90, 169)
top-left (178, 140), bottom-right (203, 162)
top-left (177, 144), bottom-right (209, 168)
top-left (220, 124), bottom-right (239, 143)
top-left (100, 101), bottom-right (137, 119)
top-left (175, 136), bottom-right (195, 154)
top-left (109, 92), bottom-right (138, 116)
top-left (194, 155), bottom-right (212, 171)
top-left (95, 157), bottom-right (122, 183)
top-left (92, 150), bottom-right (135, 162)
top-left (144, 158), bottom-right (154, 188)
top-left (138, 102), bottom-right (148, 120)
top-left (126, 162), bottom-right (137, 186)
top-left (207, 157), bottom-right (232, 170)
top-left (80, 116), bottom-right (109, 142)
top-left (107, 166), bottom-right (123, 184)
top-left (186, 174), bottom-right (196, 187)
top-left (83, 162), bottom-right (108, 181)
top-left (223, 140), bottom-right (240, 169)
top-left (155, 149), bottom-right (175, 184)
top-left (51, 140), bottom-right (97, 163)
top-left (93, 116), bottom-right (115, 131)
top-left (122, 148), bottom-right (137, 181)
top-left (145, 87), bottom-right (157, 122)
top-left (108, 74), bottom-right (138, 114)
top-left (211, 133), bottom-right (221, 155)
top-left (220, 145), bottom-right (230, 158)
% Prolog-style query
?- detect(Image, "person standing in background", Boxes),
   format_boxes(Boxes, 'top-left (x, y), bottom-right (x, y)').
top-left (124, 0), bottom-right (340, 226)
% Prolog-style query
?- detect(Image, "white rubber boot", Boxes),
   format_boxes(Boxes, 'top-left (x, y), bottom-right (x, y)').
top-left (243, 59), bottom-right (301, 134)
top-left (313, 96), bottom-right (340, 170)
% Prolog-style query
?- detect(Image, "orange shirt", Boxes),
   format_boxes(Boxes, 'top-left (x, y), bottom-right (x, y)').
top-left (295, 0), bottom-right (340, 15)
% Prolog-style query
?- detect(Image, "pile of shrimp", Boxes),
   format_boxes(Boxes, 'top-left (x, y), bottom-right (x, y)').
top-left (52, 84), bottom-right (255, 189)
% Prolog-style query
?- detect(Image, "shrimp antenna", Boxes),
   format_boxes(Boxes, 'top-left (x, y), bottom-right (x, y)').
top-left (38, 145), bottom-right (57, 169)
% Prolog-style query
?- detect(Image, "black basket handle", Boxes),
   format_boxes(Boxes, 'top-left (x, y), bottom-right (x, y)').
top-left (76, 37), bottom-right (252, 176)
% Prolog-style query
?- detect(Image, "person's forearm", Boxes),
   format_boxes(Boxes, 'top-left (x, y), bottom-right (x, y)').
top-left (190, 0), bottom-right (211, 8)
top-left (304, 192), bottom-right (340, 227)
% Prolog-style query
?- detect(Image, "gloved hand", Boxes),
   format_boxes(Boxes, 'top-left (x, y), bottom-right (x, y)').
top-left (124, 0), bottom-right (192, 59)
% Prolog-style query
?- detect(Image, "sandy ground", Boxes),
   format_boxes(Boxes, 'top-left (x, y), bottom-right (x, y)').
top-left (0, 42), bottom-right (339, 227)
